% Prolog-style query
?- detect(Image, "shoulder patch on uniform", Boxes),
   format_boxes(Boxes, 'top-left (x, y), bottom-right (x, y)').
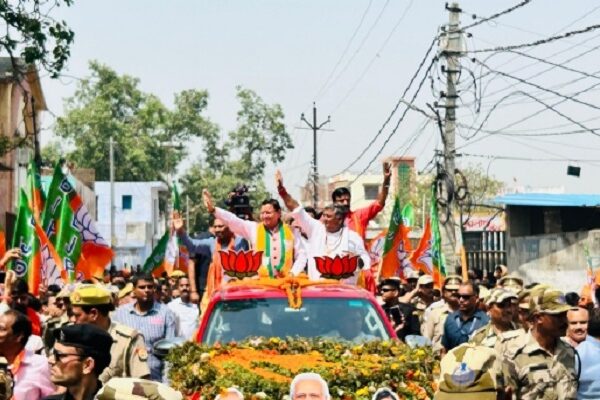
top-left (135, 347), bottom-right (148, 361)
top-left (113, 323), bottom-right (138, 338)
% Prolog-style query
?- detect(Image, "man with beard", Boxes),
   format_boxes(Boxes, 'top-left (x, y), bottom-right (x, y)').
top-left (174, 215), bottom-right (249, 313)
top-left (563, 306), bottom-right (589, 347)
top-left (167, 276), bottom-right (199, 339)
top-left (469, 288), bottom-right (517, 348)
top-left (68, 285), bottom-right (150, 383)
top-left (331, 163), bottom-right (391, 240)
top-left (379, 279), bottom-right (419, 341)
top-left (43, 324), bottom-right (113, 400)
top-left (113, 273), bottom-right (176, 382)
top-left (276, 171), bottom-right (370, 283)
top-left (496, 286), bottom-right (578, 400)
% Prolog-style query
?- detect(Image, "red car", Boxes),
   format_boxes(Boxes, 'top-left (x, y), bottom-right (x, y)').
top-left (195, 282), bottom-right (397, 344)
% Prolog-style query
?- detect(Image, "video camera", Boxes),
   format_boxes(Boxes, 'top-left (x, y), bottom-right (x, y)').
top-left (225, 184), bottom-right (253, 219)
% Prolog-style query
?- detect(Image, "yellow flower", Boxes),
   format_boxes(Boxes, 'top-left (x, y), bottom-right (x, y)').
top-left (356, 387), bottom-right (370, 397)
top-left (390, 363), bottom-right (399, 371)
top-left (270, 337), bottom-right (281, 344)
top-left (415, 349), bottom-right (426, 357)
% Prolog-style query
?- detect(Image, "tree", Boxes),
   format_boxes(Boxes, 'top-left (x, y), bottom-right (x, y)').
top-left (181, 87), bottom-right (293, 232)
top-left (54, 61), bottom-right (218, 181)
top-left (1, 0), bottom-right (74, 77)
top-left (411, 163), bottom-right (505, 229)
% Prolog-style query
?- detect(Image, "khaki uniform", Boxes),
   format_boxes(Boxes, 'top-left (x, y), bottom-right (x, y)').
top-left (469, 322), bottom-right (518, 348)
top-left (496, 331), bottom-right (577, 400)
top-left (410, 297), bottom-right (428, 325)
top-left (421, 302), bottom-right (450, 352)
top-left (99, 322), bottom-right (150, 384)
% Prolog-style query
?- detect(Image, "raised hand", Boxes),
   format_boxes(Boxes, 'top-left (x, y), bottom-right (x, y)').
top-left (203, 189), bottom-right (215, 213)
top-left (275, 169), bottom-right (284, 189)
top-left (383, 162), bottom-right (391, 181)
top-left (172, 211), bottom-right (185, 232)
top-left (0, 248), bottom-right (21, 268)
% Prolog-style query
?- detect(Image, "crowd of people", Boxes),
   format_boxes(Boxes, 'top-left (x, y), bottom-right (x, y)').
top-left (0, 162), bottom-right (598, 399)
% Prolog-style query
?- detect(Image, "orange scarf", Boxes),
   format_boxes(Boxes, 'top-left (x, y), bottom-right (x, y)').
top-left (200, 238), bottom-right (235, 314)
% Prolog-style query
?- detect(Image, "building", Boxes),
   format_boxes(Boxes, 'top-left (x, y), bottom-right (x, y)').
top-left (300, 156), bottom-right (416, 239)
top-left (493, 193), bottom-right (600, 292)
top-left (0, 58), bottom-right (46, 238)
top-left (95, 181), bottom-right (168, 268)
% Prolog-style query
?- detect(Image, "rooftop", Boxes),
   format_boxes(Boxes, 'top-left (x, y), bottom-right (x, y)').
top-left (492, 193), bottom-right (600, 207)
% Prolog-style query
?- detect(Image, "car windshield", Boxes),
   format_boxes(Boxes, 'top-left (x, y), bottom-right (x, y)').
top-left (203, 297), bottom-right (390, 344)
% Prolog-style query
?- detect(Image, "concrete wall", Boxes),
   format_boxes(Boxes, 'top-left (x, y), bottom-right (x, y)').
top-left (506, 229), bottom-right (600, 293)
top-left (95, 181), bottom-right (167, 267)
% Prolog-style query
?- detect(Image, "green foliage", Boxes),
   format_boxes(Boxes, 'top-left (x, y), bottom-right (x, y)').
top-left (40, 140), bottom-right (65, 167)
top-left (167, 338), bottom-right (438, 400)
top-left (54, 61), bottom-right (218, 181)
top-left (181, 86), bottom-right (291, 232)
top-left (411, 163), bottom-right (505, 228)
top-left (0, 0), bottom-right (74, 77)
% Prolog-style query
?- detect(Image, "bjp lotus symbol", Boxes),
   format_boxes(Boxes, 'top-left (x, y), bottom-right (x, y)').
top-left (314, 254), bottom-right (360, 280)
top-left (219, 250), bottom-right (264, 279)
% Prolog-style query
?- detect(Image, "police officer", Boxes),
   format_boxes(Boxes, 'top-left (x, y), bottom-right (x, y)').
top-left (411, 275), bottom-right (435, 325)
top-left (42, 287), bottom-right (70, 354)
top-left (421, 275), bottom-right (462, 352)
top-left (496, 286), bottom-right (578, 399)
top-left (469, 288), bottom-right (517, 348)
top-left (68, 285), bottom-right (150, 383)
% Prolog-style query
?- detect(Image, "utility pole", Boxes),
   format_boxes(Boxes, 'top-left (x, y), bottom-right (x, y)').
top-left (300, 103), bottom-right (330, 207)
top-left (440, 2), bottom-right (464, 263)
top-left (109, 136), bottom-right (116, 258)
top-left (186, 195), bottom-right (190, 230)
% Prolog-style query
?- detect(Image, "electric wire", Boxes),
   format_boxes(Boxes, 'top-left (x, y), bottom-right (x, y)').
top-left (462, 0), bottom-right (534, 31)
top-left (335, 35), bottom-right (438, 175)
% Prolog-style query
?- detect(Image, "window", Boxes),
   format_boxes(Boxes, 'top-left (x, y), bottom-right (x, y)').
top-left (122, 195), bottom-right (132, 210)
top-left (363, 184), bottom-right (379, 201)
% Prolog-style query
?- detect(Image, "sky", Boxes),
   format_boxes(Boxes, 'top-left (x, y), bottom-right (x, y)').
top-left (39, 0), bottom-right (600, 198)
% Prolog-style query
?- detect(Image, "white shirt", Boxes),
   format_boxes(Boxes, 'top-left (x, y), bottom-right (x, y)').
top-left (291, 206), bottom-right (371, 283)
top-left (167, 297), bottom-right (199, 340)
top-left (215, 207), bottom-right (307, 274)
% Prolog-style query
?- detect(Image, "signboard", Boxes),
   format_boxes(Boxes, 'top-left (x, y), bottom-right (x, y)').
top-left (462, 214), bottom-right (505, 232)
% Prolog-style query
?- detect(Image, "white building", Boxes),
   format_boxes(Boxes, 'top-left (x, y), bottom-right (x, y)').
top-left (95, 181), bottom-right (168, 268)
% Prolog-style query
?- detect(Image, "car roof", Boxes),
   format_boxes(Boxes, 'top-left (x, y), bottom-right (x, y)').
top-left (212, 282), bottom-right (375, 302)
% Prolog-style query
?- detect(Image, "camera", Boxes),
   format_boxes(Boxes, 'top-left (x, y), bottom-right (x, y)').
top-left (225, 184), bottom-right (253, 219)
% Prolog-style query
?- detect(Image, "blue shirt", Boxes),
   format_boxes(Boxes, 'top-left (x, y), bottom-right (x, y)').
top-left (113, 301), bottom-right (177, 381)
top-left (576, 335), bottom-right (600, 399)
top-left (441, 309), bottom-right (489, 350)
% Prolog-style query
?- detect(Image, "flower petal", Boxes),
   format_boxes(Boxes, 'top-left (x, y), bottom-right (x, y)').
top-left (331, 256), bottom-right (343, 276)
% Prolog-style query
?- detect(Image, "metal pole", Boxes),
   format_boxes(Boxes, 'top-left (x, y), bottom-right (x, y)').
top-left (186, 195), bottom-right (190, 230)
top-left (312, 104), bottom-right (318, 206)
top-left (300, 103), bottom-right (331, 208)
top-left (109, 136), bottom-right (115, 253)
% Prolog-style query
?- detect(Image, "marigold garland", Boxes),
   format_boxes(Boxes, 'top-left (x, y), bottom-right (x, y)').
top-left (167, 338), bottom-right (439, 400)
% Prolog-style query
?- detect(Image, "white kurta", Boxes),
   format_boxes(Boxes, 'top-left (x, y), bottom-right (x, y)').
top-left (214, 207), bottom-right (307, 274)
top-left (291, 206), bottom-right (370, 283)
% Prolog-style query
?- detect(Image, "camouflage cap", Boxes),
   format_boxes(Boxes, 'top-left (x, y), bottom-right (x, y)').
top-left (497, 273), bottom-right (523, 292)
top-left (485, 288), bottom-right (517, 306)
top-left (529, 286), bottom-right (573, 315)
top-left (443, 275), bottom-right (462, 290)
top-left (95, 378), bottom-right (183, 400)
top-left (478, 286), bottom-right (491, 303)
top-left (70, 284), bottom-right (112, 306)
top-left (435, 343), bottom-right (498, 400)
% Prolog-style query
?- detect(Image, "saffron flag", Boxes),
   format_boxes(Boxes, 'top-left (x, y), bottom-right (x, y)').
top-left (10, 190), bottom-right (43, 295)
top-left (411, 185), bottom-right (446, 287)
top-left (143, 230), bottom-right (171, 277)
top-left (0, 230), bottom-right (5, 263)
top-left (379, 196), bottom-right (412, 279)
top-left (584, 246), bottom-right (598, 307)
top-left (26, 161), bottom-right (45, 223)
top-left (42, 163), bottom-right (113, 282)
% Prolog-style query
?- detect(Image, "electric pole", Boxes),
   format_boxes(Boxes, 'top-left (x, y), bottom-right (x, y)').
top-left (300, 103), bottom-right (330, 207)
top-left (440, 2), bottom-right (464, 262)
top-left (109, 136), bottom-right (116, 256)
